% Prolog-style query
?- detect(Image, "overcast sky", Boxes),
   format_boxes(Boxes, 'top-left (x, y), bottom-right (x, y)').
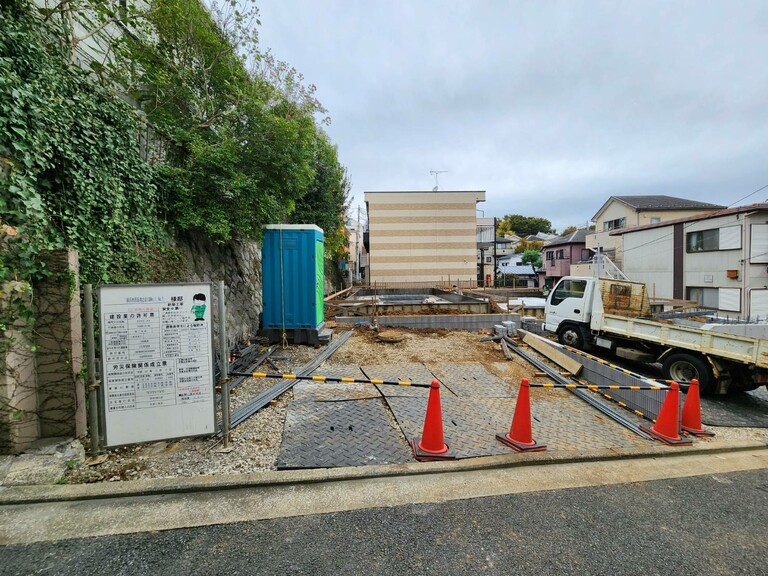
top-left (255, 1), bottom-right (768, 232)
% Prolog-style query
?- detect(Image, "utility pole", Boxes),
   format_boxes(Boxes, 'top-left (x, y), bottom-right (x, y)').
top-left (493, 217), bottom-right (497, 288)
top-left (355, 205), bottom-right (361, 282)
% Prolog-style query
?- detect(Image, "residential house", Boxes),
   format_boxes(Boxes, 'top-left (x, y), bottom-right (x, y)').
top-left (345, 216), bottom-right (368, 282)
top-left (496, 264), bottom-right (539, 288)
top-left (613, 203), bottom-right (768, 319)
top-left (364, 190), bottom-right (486, 284)
top-left (494, 236), bottom-right (517, 258)
top-left (478, 236), bottom-right (518, 287)
top-left (34, 0), bottom-right (167, 163)
top-left (496, 253), bottom-right (524, 273)
top-left (476, 217), bottom-right (496, 286)
top-left (583, 195), bottom-right (726, 271)
top-left (542, 228), bottom-right (589, 287)
top-left (525, 232), bottom-right (558, 243)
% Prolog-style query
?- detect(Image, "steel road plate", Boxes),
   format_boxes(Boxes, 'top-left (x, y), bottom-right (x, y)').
top-left (277, 398), bottom-right (413, 469)
top-left (360, 362), bottom-right (454, 398)
top-left (293, 366), bottom-right (381, 402)
top-left (700, 386), bottom-right (768, 427)
top-left (430, 363), bottom-right (515, 397)
top-left (292, 382), bottom-right (382, 402)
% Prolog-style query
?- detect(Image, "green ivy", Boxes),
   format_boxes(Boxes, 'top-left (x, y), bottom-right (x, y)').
top-left (0, 4), bottom-right (165, 291)
top-left (0, 1), bottom-right (351, 336)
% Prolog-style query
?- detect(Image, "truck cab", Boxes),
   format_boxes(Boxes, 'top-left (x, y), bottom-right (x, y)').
top-left (544, 277), bottom-right (596, 349)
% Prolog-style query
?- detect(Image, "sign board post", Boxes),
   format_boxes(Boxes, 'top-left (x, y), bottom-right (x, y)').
top-left (98, 283), bottom-right (216, 447)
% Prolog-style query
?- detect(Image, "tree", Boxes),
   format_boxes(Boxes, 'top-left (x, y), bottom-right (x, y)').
top-left (561, 225), bottom-right (578, 235)
top-left (289, 131), bottom-right (351, 260)
top-left (514, 239), bottom-right (545, 254)
top-left (520, 250), bottom-right (542, 268)
top-left (121, 0), bottom-right (343, 243)
top-left (496, 214), bottom-right (553, 237)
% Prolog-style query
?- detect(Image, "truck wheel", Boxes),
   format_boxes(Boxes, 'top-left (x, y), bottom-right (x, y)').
top-left (557, 324), bottom-right (585, 349)
top-left (662, 353), bottom-right (714, 395)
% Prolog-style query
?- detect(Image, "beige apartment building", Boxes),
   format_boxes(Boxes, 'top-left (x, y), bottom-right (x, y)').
top-left (364, 190), bottom-right (486, 284)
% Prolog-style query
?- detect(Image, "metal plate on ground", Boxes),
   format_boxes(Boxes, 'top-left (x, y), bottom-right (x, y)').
top-left (293, 366), bottom-right (380, 402)
top-left (361, 363), bottom-right (452, 397)
top-left (700, 387), bottom-right (768, 427)
top-left (293, 381), bottom-right (382, 402)
top-left (430, 363), bottom-right (515, 397)
top-left (277, 399), bottom-right (413, 469)
top-left (387, 390), bottom-right (654, 459)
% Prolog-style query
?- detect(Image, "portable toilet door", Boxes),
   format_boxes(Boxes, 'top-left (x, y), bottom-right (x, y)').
top-left (262, 224), bottom-right (325, 330)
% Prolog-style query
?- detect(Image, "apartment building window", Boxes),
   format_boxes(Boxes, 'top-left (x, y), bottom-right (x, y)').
top-left (687, 229), bottom-right (718, 252)
top-left (603, 217), bottom-right (626, 231)
top-left (687, 287), bottom-right (718, 308)
top-left (686, 287), bottom-right (740, 311)
top-left (687, 226), bottom-right (741, 253)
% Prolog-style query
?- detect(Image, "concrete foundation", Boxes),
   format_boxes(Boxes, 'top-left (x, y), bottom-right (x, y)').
top-left (336, 313), bottom-right (526, 331)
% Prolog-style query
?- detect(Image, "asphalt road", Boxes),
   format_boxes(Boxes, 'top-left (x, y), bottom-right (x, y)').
top-left (3, 468), bottom-right (766, 576)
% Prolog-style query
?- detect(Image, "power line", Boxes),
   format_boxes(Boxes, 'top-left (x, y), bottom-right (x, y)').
top-left (727, 182), bottom-right (768, 208)
top-left (617, 183), bottom-right (768, 257)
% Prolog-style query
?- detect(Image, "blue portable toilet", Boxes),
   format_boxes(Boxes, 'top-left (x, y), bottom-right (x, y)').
top-left (260, 224), bottom-right (331, 344)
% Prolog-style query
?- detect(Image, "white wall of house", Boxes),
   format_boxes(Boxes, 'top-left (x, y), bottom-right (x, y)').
top-left (587, 199), bottom-right (720, 269)
top-left (622, 228), bottom-right (675, 298)
top-left (364, 191), bottom-right (485, 284)
top-left (622, 208), bottom-right (768, 318)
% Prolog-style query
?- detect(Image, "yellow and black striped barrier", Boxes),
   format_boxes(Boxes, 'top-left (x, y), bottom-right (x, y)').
top-left (529, 382), bottom-right (665, 391)
top-left (577, 378), bottom-right (657, 422)
top-left (559, 344), bottom-right (677, 384)
top-left (228, 370), bottom-right (433, 389)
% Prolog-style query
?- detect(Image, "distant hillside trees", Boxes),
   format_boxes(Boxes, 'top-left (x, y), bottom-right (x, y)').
top-left (496, 214), bottom-right (554, 237)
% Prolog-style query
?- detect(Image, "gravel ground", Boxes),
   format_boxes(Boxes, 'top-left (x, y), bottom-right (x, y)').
top-left (64, 326), bottom-right (768, 484)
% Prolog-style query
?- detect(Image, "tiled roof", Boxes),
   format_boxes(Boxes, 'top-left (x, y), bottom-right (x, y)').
top-left (497, 264), bottom-right (538, 276)
top-left (614, 195), bottom-right (726, 211)
top-left (546, 228), bottom-right (589, 247)
top-left (610, 203), bottom-right (768, 235)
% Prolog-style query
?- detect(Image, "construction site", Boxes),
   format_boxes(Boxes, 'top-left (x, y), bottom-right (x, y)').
top-left (40, 280), bottom-right (766, 485)
top-left (3, 222), bottom-right (766, 485)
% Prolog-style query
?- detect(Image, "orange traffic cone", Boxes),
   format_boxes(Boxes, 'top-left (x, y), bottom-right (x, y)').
top-left (412, 379), bottom-right (456, 461)
top-left (681, 379), bottom-right (715, 437)
top-left (640, 382), bottom-right (692, 446)
top-left (496, 378), bottom-right (546, 452)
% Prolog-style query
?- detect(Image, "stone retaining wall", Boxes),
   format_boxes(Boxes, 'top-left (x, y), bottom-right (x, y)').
top-left (176, 232), bottom-right (342, 343)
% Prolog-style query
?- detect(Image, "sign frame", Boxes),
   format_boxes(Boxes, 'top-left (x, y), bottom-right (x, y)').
top-left (98, 282), bottom-right (217, 447)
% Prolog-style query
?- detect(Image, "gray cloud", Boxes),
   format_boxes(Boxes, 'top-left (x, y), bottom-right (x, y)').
top-left (256, 0), bottom-right (768, 231)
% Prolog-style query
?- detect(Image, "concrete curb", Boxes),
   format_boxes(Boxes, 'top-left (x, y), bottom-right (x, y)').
top-left (1, 440), bottom-right (764, 506)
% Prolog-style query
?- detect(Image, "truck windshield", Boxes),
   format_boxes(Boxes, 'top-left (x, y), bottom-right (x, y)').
top-left (550, 279), bottom-right (587, 306)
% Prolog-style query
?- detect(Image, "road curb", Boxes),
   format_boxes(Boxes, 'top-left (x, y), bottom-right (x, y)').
top-left (1, 440), bottom-right (765, 505)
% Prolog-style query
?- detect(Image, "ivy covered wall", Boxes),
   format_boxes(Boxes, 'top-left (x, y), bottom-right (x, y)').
top-left (0, 1), bottom-right (350, 334)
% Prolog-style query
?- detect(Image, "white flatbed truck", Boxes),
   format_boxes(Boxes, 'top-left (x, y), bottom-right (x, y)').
top-left (544, 276), bottom-right (768, 394)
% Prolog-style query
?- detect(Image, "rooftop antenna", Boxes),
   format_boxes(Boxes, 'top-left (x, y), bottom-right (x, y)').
top-left (430, 169), bottom-right (448, 191)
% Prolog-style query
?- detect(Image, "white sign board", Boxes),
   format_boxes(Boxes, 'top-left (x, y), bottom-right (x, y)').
top-left (99, 283), bottom-right (216, 447)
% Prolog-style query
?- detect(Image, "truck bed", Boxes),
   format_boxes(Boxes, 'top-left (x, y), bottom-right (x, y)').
top-left (599, 313), bottom-right (768, 369)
